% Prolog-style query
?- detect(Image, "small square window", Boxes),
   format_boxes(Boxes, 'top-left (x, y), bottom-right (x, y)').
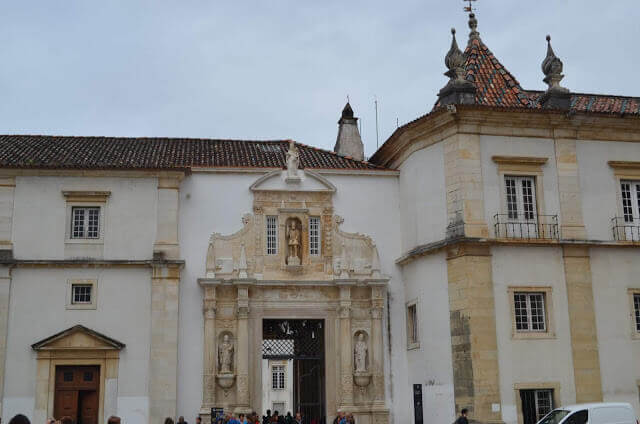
top-left (83, 371), bottom-right (94, 382)
top-left (66, 279), bottom-right (97, 310)
top-left (63, 371), bottom-right (74, 382)
top-left (72, 284), bottom-right (92, 304)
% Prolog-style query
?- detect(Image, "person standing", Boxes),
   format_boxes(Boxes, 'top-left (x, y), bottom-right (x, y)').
top-left (178, 416), bottom-right (188, 424)
top-left (455, 409), bottom-right (469, 424)
top-left (263, 410), bottom-right (272, 424)
top-left (294, 412), bottom-right (303, 424)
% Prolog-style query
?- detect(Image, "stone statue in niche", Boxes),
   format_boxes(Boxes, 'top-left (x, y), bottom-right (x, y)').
top-left (354, 333), bottom-right (368, 372)
top-left (218, 334), bottom-right (234, 374)
top-left (286, 219), bottom-right (301, 266)
top-left (286, 140), bottom-right (300, 179)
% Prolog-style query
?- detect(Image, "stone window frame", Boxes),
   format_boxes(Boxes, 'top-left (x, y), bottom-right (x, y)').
top-left (406, 299), bottom-right (420, 350)
top-left (63, 191), bottom-right (110, 245)
top-left (609, 162), bottom-right (640, 225)
top-left (66, 279), bottom-right (98, 310)
top-left (508, 286), bottom-right (556, 340)
top-left (514, 382), bottom-right (561, 424)
top-left (492, 156), bottom-right (549, 221)
top-left (628, 288), bottom-right (640, 339)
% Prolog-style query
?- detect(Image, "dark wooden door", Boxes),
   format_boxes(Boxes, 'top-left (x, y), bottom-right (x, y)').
top-left (54, 366), bottom-right (100, 424)
top-left (79, 390), bottom-right (99, 424)
top-left (54, 390), bottom-right (78, 421)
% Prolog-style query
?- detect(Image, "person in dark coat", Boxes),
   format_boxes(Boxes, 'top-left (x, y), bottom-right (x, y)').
top-left (454, 409), bottom-right (469, 424)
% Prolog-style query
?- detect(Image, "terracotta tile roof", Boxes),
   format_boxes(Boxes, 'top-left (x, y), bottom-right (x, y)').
top-left (463, 37), bottom-right (531, 108)
top-left (435, 33), bottom-right (640, 115)
top-left (0, 135), bottom-right (387, 171)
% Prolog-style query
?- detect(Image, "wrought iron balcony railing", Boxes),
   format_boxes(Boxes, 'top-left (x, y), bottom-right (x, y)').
top-left (494, 213), bottom-right (559, 240)
top-left (612, 217), bottom-right (640, 242)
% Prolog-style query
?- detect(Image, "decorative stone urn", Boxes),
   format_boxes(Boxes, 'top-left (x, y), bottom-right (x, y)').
top-left (353, 371), bottom-right (372, 387)
top-left (216, 373), bottom-right (236, 389)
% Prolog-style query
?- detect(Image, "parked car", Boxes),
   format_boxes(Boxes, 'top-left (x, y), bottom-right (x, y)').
top-left (538, 403), bottom-right (637, 424)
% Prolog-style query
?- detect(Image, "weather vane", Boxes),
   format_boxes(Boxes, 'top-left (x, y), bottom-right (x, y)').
top-left (464, 0), bottom-right (477, 13)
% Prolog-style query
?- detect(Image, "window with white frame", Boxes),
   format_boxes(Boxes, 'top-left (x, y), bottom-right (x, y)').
top-left (520, 389), bottom-right (554, 424)
top-left (505, 176), bottom-right (537, 220)
top-left (514, 292), bottom-right (546, 332)
top-left (309, 216), bottom-right (321, 256)
top-left (71, 207), bottom-right (101, 239)
top-left (271, 364), bottom-right (285, 390)
top-left (266, 216), bottom-right (278, 255)
top-left (621, 180), bottom-right (640, 223)
top-left (71, 284), bottom-right (93, 304)
top-left (634, 293), bottom-right (640, 333)
top-left (407, 303), bottom-right (419, 346)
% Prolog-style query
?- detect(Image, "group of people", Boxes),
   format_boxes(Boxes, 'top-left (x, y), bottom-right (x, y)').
top-left (261, 410), bottom-right (304, 424)
top-left (1, 415), bottom-right (122, 424)
top-left (331, 411), bottom-right (355, 424)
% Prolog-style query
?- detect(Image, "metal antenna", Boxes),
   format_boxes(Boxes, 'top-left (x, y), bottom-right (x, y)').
top-left (347, 94), bottom-right (350, 103)
top-left (464, 0), bottom-right (477, 13)
top-left (374, 96), bottom-right (379, 149)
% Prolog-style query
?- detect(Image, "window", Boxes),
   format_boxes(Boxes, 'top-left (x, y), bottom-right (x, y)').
top-left (66, 279), bottom-right (97, 310)
top-left (309, 217), bottom-right (321, 256)
top-left (71, 207), bottom-right (100, 239)
top-left (514, 292), bottom-right (546, 332)
top-left (266, 216), bottom-right (278, 255)
top-left (621, 180), bottom-right (640, 223)
top-left (71, 284), bottom-right (92, 304)
top-left (407, 303), bottom-right (419, 348)
top-left (520, 389), bottom-right (554, 424)
top-left (634, 293), bottom-right (640, 333)
top-left (505, 176), bottom-right (537, 220)
top-left (271, 364), bottom-right (285, 390)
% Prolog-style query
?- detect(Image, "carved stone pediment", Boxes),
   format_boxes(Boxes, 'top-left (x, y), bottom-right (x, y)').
top-left (204, 170), bottom-right (384, 282)
top-left (31, 325), bottom-right (125, 351)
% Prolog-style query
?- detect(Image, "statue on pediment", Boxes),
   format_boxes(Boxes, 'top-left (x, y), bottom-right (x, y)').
top-left (218, 334), bottom-right (234, 374)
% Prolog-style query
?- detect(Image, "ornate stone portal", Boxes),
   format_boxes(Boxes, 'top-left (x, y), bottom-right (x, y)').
top-left (198, 144), bottom-right (389, 424)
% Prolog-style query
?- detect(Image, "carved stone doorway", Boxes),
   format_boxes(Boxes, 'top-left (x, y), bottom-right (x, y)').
top-left (262, 319), bottom-right (325, 424)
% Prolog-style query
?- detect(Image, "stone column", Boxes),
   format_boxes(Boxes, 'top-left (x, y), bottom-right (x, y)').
top-left (201, 283), bottom-right (217, 413)
top-left (0, 266), bottom-right (11, 417)
top-left (235, 285), bottom-right (251, 413)
top-left (338, 284), bottom-right (354, 408)
top-left (446, 243), bottom-right (502, 423)
top-left (154, 174), bottom-right (182, 259)
top-left (563, 246), bottom-right (603, 402)
top-left (149, 262), bottom-right (182, 424)
top-left (370, 286), bottom-right (385, 405)
top-left (553, 134), bottom-right (587, 240)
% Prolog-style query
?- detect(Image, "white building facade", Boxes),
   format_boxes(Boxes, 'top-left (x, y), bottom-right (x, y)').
top-left (0, 13), bottom-right (639, 424)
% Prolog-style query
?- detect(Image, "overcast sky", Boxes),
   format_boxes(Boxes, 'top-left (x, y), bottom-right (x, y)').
top-left (1, 1), bottom-right (637, 157)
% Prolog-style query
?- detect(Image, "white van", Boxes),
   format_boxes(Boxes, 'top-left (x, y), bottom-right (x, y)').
top-left (538, 403), bottom-right (637, 424)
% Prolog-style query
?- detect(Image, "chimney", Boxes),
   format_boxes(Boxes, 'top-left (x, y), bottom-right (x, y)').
top-left (334, 102), bottom-right (364, 161)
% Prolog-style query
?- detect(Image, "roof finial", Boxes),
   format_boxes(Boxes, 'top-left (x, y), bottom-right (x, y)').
top-left (541, 35), bottom-right (568, 93)
top-left (444, 28), bottom-right (466, 82)
top-left (437, 27), bottom-right (476, 106)
top-left (464, 0), bottom-right (480, 40)
top-left (540, 35), bottom-right (570, 109)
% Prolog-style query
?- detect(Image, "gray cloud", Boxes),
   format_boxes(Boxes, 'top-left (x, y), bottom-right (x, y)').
top-left (1, 0), bottom-right (638, 157)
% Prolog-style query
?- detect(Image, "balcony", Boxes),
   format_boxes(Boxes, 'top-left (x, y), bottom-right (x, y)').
top-left (612, 217), bottom-right (640, 242)
top-left (494, 214), bottom-right (559, 240)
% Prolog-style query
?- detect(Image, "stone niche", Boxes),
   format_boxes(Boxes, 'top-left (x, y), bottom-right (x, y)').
top-left (199, 166), bottom-right (389, 424)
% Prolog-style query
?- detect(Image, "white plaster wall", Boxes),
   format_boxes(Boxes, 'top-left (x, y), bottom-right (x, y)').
top-left (491, 246), bottom-right (576, 424)
top-left (2, 267), bottom-right (151, 423)
top-left (590, 247), bottom-right (640, 413)
top-left (401, 252), bottom-right (455, 424)
top-left (177, 171), bottom-right (408, 424)
top-left (261, 359), bottom-right (294, 415)
top-left (12, 176), bottom-right (157, 260)
top-left (398, 143), bottom-right (447, 251)
top-left (577, 140), bottom-right (640, 240)
top-left (480, 136), bottom-right (560, 238)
